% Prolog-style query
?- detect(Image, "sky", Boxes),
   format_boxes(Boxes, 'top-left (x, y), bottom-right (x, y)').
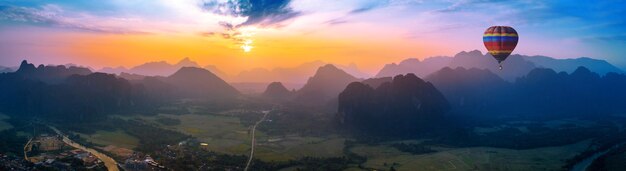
top-left (0, 0), bottom-right (625, 75)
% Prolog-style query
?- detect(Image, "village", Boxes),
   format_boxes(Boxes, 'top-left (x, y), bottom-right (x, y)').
top-left (24, 134), bottom-right (107, 170)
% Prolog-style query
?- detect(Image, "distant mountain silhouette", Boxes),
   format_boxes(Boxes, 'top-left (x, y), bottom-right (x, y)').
top-left (203, 65), bottom-right (229, 80)
top-left (118, 72), bottom-right (146, 80)
top-left (97, 58), bottom-right (229, 80)
top-left (295, 64), bottom-right (361, 106)
top-left (14, 60), bottom-right (92, 83)
top-left (337, 74), bottom-right (450, 136)
top-left (376, 50), bottom-right (623, 81)
top-left (129, 57), bottom-right (200, 76)
top-left (361, 77), bottom-right (392, 89)
top-left (448, 51), bottom-right (536, 80)
top-left (233, 61), bottom-right (369, 83)
top-left (98, 66), bottom-right (128, 74)
top-left (164, 67), bottom-right (239, 99)
top-left (376, 57), bottom-right (452, 78)
top-left (525, 56), bottom-right (623, 75)
top-left (425, 67), bottom-right (510, 112)
top-left (0, 66), bottom-right (16, 73)
top-left (262, 82), bottom-right (293, 100)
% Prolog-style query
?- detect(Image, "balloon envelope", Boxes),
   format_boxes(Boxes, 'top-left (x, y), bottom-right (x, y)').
top-left (483, 26), bottom-right (518, 64)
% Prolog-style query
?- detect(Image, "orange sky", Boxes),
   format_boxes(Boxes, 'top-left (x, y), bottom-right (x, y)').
top-left (47, 26), bottom-right (458, 75)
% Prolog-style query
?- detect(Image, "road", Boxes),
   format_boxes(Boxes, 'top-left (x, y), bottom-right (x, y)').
top-left (244, 110), bottom-right (270, 171)
top-left (47, 125), bottom-right (120, 171)
top-left (23, 137), bottom-right (33, 161)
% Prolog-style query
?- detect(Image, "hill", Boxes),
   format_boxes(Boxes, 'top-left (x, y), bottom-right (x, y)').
top-left (165, 67), bottom-right (239, 99)
top-left (262, 82), bottom-right (293, 100)
top-left (295, 64), bottom-right (361, 106)
top-left (337, 74), bottom-right (450, 136)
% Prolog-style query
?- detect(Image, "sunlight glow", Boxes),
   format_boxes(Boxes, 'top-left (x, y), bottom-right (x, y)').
top-left (236, 27), bottom-right (257, 52)
top-left (241, 40), bottom-right (253, 52)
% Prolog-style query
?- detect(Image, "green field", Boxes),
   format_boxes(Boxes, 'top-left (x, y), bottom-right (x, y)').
top-left (351, 140), bottom-right (591, 171)
top-left (79, 130), bottom-right (140, 149)
top-left (123, 113), bottom-right (346, 161)
top-left (0, 113), bottom-right (13, 131)
top-left (255, 136), bottom-right (346, 161)
top-left (132, 113), bottom-right (252, 154)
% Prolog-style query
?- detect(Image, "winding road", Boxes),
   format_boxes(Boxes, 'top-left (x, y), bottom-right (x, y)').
top-left (244, 110), bottom-right (270, 171)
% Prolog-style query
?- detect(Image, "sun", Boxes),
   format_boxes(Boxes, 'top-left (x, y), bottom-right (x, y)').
top-left (240, 39), bottom-right (253, 52)
top-left (241, 44), bottom-right (253, 52)
top-left (236, 27), bottom-right (257, 53)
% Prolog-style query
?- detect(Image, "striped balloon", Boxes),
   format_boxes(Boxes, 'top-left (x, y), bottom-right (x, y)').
top-left (483, 26), bottom-right (518, 69)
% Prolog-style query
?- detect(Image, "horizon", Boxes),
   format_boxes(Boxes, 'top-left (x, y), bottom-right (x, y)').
top-left (1, 0), bottom-right (625, 75)
top-left (2, 49), bottom-right (622, 78)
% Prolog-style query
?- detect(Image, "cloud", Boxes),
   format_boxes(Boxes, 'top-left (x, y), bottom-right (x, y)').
top-left (199, 31), bottom-right (216, 37)
top-left (349, 6), bottom-right (379, 14)
top-left (325, 18), bottom-right (349, 25)
top-left (201, 0), bottom-right (300, 28)
top-left (0, 4), bottom-right (145, 34)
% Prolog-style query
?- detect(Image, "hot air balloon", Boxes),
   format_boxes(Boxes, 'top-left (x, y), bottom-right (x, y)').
top-left (483, 26), bottom-right (518, 70)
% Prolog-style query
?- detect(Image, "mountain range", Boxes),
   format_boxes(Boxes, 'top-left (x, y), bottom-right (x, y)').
top-left (98, 57), bottom-right (227, 79)
top-left (13, 60), bottom-right (92, 84)
top-left (97, 58), bottom-right (369, 85)
top-left (376, 50), bottom-right (623, 81)
top-left (231, 61), bottom-right (369, 83)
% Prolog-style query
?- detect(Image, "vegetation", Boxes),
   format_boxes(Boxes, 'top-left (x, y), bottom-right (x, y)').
top-left (155, 116), bottom-right (181, 126)
top-left (390, 142), bottom-right (436, 155)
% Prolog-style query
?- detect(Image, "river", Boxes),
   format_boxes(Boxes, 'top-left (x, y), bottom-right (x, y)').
top-left (570, 143), bottom-right (624, 171)
top-left (48, 126), bottom-right (120, 171)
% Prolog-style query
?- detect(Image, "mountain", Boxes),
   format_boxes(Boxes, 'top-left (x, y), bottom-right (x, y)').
top-left (361, 77), bottom-right (392, 89)
top-left (337, 74), bottom-right (450, 137)
top-left (262, 82), bottom-right (293, 100)
top-left (425, 67), bottom-right (510, 112)
top-left (203, 65), bottom-right (229, 80)
top-left (233, 61), bottom-right (369, 83)
top-left (525, 56), bottom-right (623, 75)
top-left (0, 66), bottom-right (16, 73)
top-left (295, 64), bottom-right (361, 106)
top-left (98, 66), bottom-right (128, 75)
top-left (0, 69), bottom-right (134, 121)
top-left (118, 72), bottom-right (146, 80)
top-left (376, 50), bottom-right (623, 81)
top-left (129, 57), bottom-right (200, 76)
top-left (340, 63), bottom-right (370, 78)
top-left (13, 60), bottom-right (92, 83)
top-left (420, 65), bottom-right (626, 119)
top-left (164, 67), bottom-right (239, 99)
top-left (97, 58), bottom-right (230, 80)
top-left (376, 57), bottom-right (452, 78)
top-left (448, 51), bottom-right (536, 81)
